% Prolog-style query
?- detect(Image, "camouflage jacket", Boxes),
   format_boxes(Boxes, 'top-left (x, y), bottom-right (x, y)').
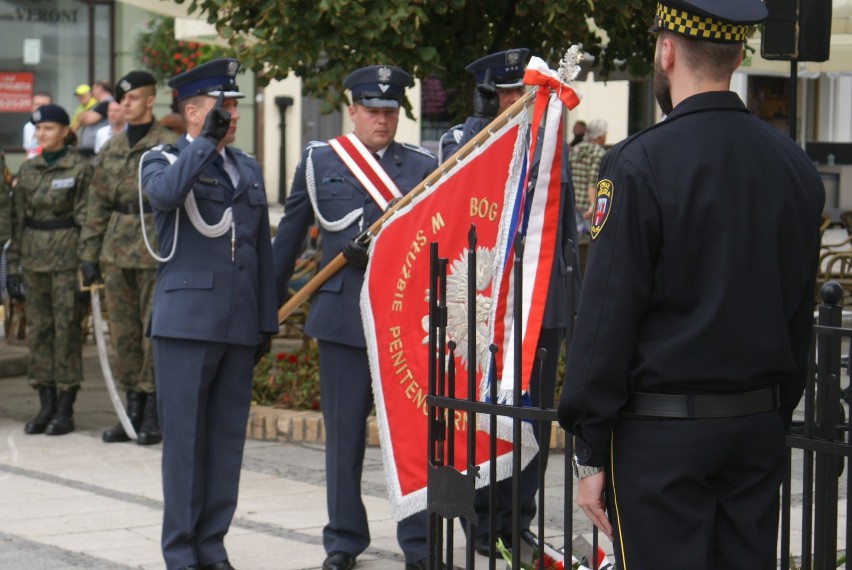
top-left (8, 150), bottom-right (92, 274)
top-left (79, 120), bottom-right (178, 268)
top-left (0, 148), bottom-right (12, 245)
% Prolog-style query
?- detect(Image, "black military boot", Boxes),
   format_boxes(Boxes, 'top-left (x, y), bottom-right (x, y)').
top-left (24, 387), bottom-right (57, 434)
top-left (45, 387), bottom-right (78, 436)
top-left (136, 391), bottom-right (162, 445)
top-left (102, 391), bottom-right (145, 443)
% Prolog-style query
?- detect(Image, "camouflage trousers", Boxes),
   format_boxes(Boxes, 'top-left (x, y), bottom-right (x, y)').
top-left (23, 269), bottom-right (86, 390)
top-left (103, 265), bottom-right (157, 393)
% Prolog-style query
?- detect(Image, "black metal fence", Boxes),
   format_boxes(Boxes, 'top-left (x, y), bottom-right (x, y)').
top-left (424, 231), bottom-right (608, 570)
top-left (423, 225), bottom-right (851, 569)
top-left (781, 280), bottom-right (851, 570)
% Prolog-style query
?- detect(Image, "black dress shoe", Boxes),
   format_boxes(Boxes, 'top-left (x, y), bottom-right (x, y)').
top-left (405, 558), bottom-right (427, 570)
top-left (473, 533), bottom-right (494, 556)
top-left (322, 551), bottom-right (356, 570)
top-left (201, 562), bottom-right (236, 570)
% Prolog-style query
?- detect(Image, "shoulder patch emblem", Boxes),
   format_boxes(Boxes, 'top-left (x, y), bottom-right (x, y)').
top-left (590, 179), bottom-right (614, 240)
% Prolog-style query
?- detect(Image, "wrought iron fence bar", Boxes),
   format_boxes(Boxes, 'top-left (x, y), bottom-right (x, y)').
top-left (465, 226), bottom-right (477, 570)
top-left (425, 396), bottom-right (558, 421)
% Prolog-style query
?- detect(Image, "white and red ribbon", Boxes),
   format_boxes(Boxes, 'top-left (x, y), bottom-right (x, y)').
top-left (328, 133), bottom-right (403, 209)
top-left (490, 56), bottom-right (575, 400)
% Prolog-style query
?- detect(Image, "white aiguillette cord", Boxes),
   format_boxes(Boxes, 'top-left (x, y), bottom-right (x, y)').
top-left (138, 148), bottom-right (235, 263)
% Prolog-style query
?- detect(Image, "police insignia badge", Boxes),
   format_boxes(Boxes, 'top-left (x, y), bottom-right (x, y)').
top-left (227, 60), bottom-right (238, 76)
top-left (32, 110), bottom-right (41, 122)
top-left (590, 179), bottom-right (614, 239)
top-left (119, 79), bottom-right (131, 92)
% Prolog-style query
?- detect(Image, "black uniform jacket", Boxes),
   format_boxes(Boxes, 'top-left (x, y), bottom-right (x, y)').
top-left (558, 91), bottom-right (825, 467)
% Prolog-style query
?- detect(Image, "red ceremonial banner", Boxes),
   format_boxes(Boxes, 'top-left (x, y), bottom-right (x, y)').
top-left (362, 114), bottom-right (528, 519)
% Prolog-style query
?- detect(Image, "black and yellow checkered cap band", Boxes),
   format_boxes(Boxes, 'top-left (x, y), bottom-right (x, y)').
top-left (655, 3), bottom-right (749, 42)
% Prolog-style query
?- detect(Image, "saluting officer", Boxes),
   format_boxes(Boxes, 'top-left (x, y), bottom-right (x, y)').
top-left (273, 65), bottom-right (437, 570)
top-left (79, 70), bottom-right (178, 446)
top-left (558, 1), bottom-right (825, 567)
top-left (140, 59), bottom-right (278, 570)
top-left (7, 104), bottom-right (92, 436)
top-left (439, 49), bottom-right (579, 556)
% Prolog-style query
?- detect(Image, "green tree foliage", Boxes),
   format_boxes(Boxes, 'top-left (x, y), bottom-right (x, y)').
top-left (176, 0), bottom-right (656, 120)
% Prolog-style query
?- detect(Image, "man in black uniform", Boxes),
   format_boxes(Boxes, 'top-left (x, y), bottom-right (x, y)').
top-left (558, 1), bottom-right (825, 567)
top-left (440, 49), bottom-right (579, 555)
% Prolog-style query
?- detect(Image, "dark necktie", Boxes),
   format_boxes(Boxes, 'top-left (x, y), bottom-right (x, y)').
top-left (213, 155), bottom-right (232, 187)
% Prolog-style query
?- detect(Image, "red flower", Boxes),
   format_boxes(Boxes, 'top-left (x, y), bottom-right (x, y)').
top-left (276, 352), bottom-right (286, 361)
top-left (287, 354), bottom-right (298, 364)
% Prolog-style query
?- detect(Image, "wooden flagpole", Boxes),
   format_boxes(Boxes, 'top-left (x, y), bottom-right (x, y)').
top-left (277, 88), bottom-right (537, 324)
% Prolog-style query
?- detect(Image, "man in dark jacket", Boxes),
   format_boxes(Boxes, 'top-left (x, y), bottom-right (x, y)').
top-left (558, 1), bottom-right (825, 567)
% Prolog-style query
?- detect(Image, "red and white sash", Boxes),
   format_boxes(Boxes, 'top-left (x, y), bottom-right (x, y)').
top-left (328, 133), bottom-right (403, 210)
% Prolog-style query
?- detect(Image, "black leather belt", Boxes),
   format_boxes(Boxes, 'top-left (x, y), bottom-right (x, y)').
top-left (24, 217), bottom-right (76, 230)
top-left (114, 201), bottom-right (153, 214)
top-left (623, 386), bottom-right (780, 419)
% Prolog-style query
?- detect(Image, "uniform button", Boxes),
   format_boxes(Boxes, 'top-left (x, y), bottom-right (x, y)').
top-left (253, 183), bottom-right (259, 188)
top-left (579, 447), bottom-right (590, 459)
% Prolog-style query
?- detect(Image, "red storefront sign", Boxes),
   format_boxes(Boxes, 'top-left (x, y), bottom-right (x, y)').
top-left (0, 72), bottom-right (33, 113)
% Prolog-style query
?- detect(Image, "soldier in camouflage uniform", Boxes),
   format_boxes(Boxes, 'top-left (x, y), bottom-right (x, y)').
top-left (79, 71), bottom-right (177, 445)
top-left (7, 104), bottom-right (91, 436)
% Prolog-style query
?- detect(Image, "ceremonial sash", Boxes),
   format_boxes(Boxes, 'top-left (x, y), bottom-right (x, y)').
top-left (328, 133), bottom-right (403, 210)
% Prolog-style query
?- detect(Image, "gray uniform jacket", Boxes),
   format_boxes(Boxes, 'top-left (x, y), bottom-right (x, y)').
top-left (274, 139), bottom-right (437, 348)
top-left (140, 135), bottom-right (278, 345)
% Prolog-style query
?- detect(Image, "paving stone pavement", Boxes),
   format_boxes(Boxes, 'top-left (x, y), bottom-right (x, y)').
top-left (1, 328), bottom-right (844, 568)
top-left (0, 339), bottom-right (599, 569)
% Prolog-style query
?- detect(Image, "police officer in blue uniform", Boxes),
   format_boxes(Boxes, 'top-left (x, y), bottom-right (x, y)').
top-left (140, 58), bottom-right (278, 570)
top-left (439, 49), bottom-right (579, 555)
top-left (558, 1), bottom-right (825, 567)
top-left (273, 65), bottom-right (437, 570)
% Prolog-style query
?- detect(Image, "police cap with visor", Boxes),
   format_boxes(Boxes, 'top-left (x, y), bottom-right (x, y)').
top-left (650, 0), bottom-right (768, 43)
top-left (343, 65), bottom-right (412, 108)
top-left (168, 58), bottom-right (245, 101)
top-left (31, 104), bottom-right (70, 126)
top-left (115, 71), bottom-right (156, 103)
top-left (465, 48), bottom-right (531, 88)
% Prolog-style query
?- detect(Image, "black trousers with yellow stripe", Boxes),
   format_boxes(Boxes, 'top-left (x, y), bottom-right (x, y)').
top-left (606, 412), bottom-right (785, 569)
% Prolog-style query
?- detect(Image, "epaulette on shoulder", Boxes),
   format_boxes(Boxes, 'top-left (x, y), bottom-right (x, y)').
top-left (307, 140), bottom-right (329, 150)
top-left (401, 142), bottom-right (436, 159)
top-left (151, 143), bottom-right (179, 154)
top-left (236, 148), bottom-right (256, 160)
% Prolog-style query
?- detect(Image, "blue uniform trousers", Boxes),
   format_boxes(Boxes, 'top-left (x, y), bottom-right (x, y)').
top-left (153, 337), bottom-right (254, 569)
top-left (318, 339), bottom-right (428, 562)
top-left (474, 327), bottom-right (564, 538)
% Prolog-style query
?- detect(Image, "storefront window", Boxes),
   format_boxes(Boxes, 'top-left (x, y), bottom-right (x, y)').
top-left (0, 0), bottom-right (112, 152)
